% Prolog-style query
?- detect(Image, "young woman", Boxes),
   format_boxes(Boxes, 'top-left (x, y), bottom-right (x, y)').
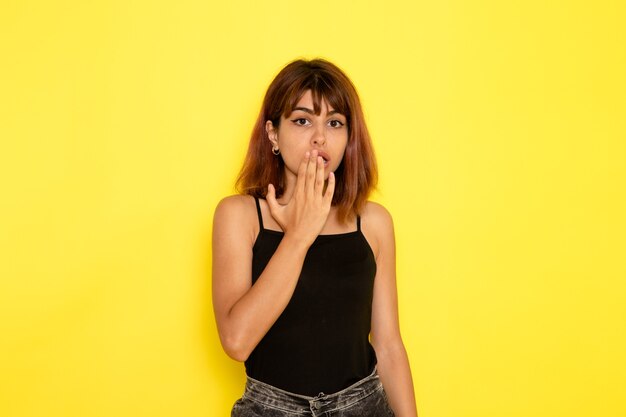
top-left (212, 59), bottom-right (418, 417)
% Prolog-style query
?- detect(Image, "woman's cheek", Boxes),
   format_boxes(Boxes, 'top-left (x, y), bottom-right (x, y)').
top-left (282, 156), bottom-right (300, 175)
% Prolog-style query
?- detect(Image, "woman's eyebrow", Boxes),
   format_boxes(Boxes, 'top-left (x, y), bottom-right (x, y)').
top-left (293, 107), bottom-right (343, 116)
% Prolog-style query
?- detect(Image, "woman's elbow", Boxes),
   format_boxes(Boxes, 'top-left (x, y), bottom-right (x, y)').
top-left (220, 333), bottom-right (252, 362)
top-left (372, 335), bottom-right (407, 361)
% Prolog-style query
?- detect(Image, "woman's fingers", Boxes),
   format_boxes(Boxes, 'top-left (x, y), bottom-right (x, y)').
top-left (270, 150), bottom-right (333, 245)
top-left (323, 171), bottom-right (335, 206)
top-left (305, 150), bottom-right (317, 198)
top-left (314, 155), bottom-right (325, 196)
top-left (294, 152), bottom-right (310, 198)
top-left (266, 184), bottom-right (280, 217)
top-left (304, 150), bottom-right (327, 199)
top-left (292, 149), bottom-right (332, 205)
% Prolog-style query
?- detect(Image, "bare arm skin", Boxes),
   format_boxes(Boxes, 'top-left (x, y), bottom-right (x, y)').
top-left (362, 203), bottom-right (418, 417)
top-left (212, 151), bottom-right (334, 361)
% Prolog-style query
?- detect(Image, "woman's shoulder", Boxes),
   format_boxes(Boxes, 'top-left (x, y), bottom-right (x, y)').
top-left (360, 200), bottom-right (394, 229)
top-left (213, 194), bottom-right (259, 241)
top-left (215, 194), bottom-right (255, 212)
top-left (359, 201), bottom-right (395, 258)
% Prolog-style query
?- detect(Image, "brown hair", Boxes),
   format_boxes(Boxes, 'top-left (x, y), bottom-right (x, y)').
top-left (235, 58), bottom-right (377, 223)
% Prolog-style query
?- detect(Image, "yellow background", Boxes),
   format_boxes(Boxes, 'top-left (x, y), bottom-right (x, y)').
top-left (1, 1), bottom-right (624, 416)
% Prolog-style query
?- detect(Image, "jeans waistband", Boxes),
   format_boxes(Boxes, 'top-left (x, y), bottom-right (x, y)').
top-left (243, 367), bottom-right (382, 414)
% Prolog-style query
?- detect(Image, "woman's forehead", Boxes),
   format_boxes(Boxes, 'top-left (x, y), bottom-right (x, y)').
top-left (285, 89), bottom-right (345, 116)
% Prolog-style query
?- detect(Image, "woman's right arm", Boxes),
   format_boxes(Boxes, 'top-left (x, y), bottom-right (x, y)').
top-left (212, 151), bottom-right (333, 362)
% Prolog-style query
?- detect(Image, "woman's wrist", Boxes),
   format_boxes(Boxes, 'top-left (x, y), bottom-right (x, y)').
top-left (280, 232), bottom-right (313, 254)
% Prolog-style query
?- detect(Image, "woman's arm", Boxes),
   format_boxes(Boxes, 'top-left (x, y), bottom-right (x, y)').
top-left (363, 202), bottom-right (418, 417)
top-left (212, 151), bottom-right (334, 362)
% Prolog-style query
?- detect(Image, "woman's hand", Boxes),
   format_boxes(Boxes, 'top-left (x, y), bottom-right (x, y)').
top-left (266, 150), bottom-right (335, 248)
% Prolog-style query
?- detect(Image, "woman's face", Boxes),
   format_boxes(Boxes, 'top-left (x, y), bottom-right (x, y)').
top-left (266, 90), bottom-right (348, 181)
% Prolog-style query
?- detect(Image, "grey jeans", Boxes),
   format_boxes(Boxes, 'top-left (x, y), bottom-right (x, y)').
top-left (231, 368), bottom-right (395, 417)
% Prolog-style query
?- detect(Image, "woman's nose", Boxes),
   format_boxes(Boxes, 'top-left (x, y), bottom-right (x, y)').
top-left (311, 126), bottom-right (326, 146)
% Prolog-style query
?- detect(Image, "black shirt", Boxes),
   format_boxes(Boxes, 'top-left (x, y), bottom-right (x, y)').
top-left (244, 197), bottom-right (378, 396)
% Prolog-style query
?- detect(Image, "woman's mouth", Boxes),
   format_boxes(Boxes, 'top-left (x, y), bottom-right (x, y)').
top-left (317, 151), bottom-right (331, 167)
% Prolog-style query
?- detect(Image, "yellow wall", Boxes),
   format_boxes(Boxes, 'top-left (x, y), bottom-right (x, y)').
top-left (1, 1), bottom-right (624, 416)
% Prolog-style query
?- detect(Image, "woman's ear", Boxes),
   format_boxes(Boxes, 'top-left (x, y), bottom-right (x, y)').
top-left (266, 120), bottom-right (278, 147)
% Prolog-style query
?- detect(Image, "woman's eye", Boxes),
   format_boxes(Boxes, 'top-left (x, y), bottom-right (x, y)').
top-left (329, 120), bottom-right (344, 128)
top-left (291, 118), bottom-right (310, 126)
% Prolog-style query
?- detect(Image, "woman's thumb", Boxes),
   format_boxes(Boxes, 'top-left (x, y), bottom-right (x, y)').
top-left (266, 184), bottom-right (278, 213)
